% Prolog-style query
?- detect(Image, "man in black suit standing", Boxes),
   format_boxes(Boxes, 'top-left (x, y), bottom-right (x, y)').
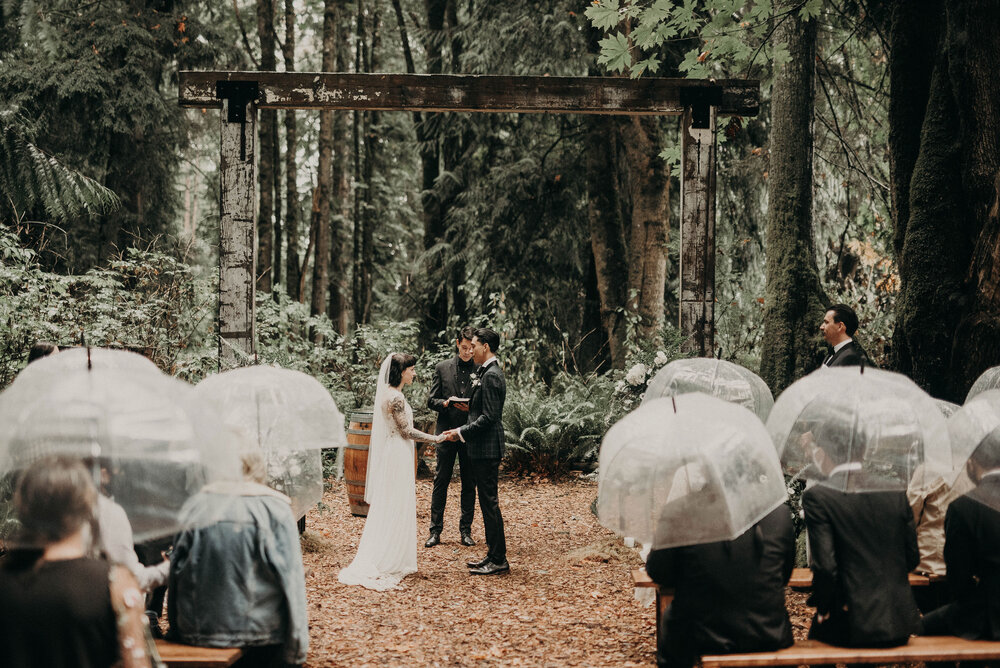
top-left (645, 506), bottom-right (797, 668)
top-left (802, 440), bottom-right (921, 647)
top-left (442, 327), bottom-right (508, 575)
top-left (424, 326), bottom-right (477, 548)
top-left (820, 304), bottom-right (864, 367)
top-left (921, 432), bottom-right (1000, 639)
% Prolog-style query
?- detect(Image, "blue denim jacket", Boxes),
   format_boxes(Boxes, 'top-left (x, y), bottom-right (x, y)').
top-left (167, 481), bottom-right (308, 665)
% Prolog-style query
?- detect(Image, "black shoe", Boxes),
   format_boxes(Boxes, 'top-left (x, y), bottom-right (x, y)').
top-left (466, 556), bottom-right (491, 569)
top-left (424, 533), bottom-right (441, 548)
top-left (469, 560), bottom-right (510, 575)
top-left (460, 532), bottom-right (476, 547)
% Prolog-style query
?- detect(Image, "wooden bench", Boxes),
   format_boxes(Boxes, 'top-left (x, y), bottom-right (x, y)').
top-left (154, 639), bottom-right (243, 667)
top-left (700, 636), bottom-right (1000, 667)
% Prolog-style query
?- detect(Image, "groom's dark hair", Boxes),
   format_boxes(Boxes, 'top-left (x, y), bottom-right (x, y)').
top-left (457, 326), bottom-right (474, 342)
top-left (389, 353), bottom-right (417, 387)
top-left (474, 327), bottom-right (500, 353)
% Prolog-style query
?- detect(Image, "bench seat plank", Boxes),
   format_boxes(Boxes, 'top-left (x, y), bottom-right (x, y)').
top-left (700, 636), bottom-right (1000, 668)
top-left (634, 567), bottom-right (936, 590)
top-left (154, 639), bottom-right (243, 667)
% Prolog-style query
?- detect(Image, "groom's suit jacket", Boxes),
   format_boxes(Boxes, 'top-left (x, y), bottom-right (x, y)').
top-left (460, 360), bottom-right (506, 460)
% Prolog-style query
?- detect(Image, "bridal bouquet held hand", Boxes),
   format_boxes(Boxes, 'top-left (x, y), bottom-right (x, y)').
top-left (337, 353), bottom-right (440, 591)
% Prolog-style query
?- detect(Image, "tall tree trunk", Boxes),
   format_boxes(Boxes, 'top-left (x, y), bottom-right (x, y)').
top-left (759, 9), bottom-right (827, 394)
top-left (272, 112), bottom-right (282, 291)
top-left (256, 0), bottom-right (276, 293)
top-left (586, 116), bottom-right (628, 368)
top-left (311, 0), bottom-right (336, 329)
top-left (282, 0), bottom-right (300, 299)
top-left (619, 116), bottom-right (669, 341)
top-left (891, 0), bottom-right (1000, 399)
top-left (328, 0), bottom-right (352, 334)
top-left (357, 2), bottom-right (381, 325)
top-left (417, 0), bottom-right (447, 338)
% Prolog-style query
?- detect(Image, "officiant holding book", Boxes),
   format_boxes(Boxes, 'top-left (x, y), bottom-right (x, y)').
top-left (424, 326), bottom-right (478, 548)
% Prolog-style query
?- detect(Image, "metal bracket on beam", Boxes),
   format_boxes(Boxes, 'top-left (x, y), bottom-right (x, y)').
top-left (216, 81), bottom-right (259, 160)
top-left (680, 86), bottom-right (723, 130)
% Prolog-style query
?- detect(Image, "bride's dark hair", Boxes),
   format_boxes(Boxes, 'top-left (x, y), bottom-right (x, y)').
top-left (388, 353), bottom-right (417, 387)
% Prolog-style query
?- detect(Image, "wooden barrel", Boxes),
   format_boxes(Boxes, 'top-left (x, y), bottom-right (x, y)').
top-left (345, 410), bottom-right (374, 516)
top-left (344, 409), bottom-right (422, 517)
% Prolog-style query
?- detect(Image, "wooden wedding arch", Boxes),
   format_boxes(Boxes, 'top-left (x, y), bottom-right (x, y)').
top-left (177, 72), bottom-right (759, 367)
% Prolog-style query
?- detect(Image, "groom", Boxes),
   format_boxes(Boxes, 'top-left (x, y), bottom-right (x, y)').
top-left (442, 327), bottom-right (508, 575)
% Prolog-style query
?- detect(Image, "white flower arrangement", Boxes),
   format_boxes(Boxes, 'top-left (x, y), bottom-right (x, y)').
top-left (625, 363), bottom-right (647, 387)
top-left (654, 350), bottom-right (668, 367)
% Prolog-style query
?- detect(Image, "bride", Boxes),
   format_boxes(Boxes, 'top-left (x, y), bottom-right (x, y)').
top-left (338, 353), bottom-right (443, 590)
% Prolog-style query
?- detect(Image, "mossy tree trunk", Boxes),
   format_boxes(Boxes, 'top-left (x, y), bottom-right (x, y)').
top-left (256, 0), bottom-right (276, 293)
top-left (890, 0), bottom-right (1000, 400)
top-left (760, 9), bottom-right (828, 395)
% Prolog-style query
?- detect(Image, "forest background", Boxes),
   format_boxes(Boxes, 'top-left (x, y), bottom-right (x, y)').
top-left (1, 0), bottom-right (998, 477)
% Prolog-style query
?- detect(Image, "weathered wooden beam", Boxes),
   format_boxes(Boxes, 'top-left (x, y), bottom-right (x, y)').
top-left (679, 105), bottom-right (717, 356)
top-left (179, 71), bottom-right (759, 117)
top-left (218, 98), bottom-right (257, 369)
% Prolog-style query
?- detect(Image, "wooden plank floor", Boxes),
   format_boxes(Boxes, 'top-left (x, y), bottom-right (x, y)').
top-left (700, 637), bottom-right (1000, 667)
top-left (154, 639), bottom-right (243, 667)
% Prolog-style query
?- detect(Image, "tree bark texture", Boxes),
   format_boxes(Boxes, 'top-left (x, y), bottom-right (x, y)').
top-left (282, 0), bottom-right (300, 299)
top-left (759, 9), bottom-right (828, 395)
top-left (311, 0), bottom-right (337, 328)
top-left (328, 0), bottom-right (353, 334)
top-left (255, 0), bottom-right (276, 293)
top-left (891, 0), bottom-right (1000, 399)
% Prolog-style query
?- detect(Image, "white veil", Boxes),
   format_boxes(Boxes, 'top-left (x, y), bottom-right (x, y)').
top-left (364, 354), bottom-right (394, 504)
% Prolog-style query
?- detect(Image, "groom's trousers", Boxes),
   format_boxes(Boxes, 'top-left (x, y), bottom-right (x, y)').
top-left (429, 441), bottom-right (477, 535)
top-left (471, 458), bottom-right (506, 563)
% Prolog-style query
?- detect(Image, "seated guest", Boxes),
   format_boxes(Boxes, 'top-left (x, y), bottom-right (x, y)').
top-left (645, 506), bottom-right (796, 668)
top-left (921, 431), bottom-right (1000, 638)
top-left (0, 456), bottom-right (150, 668)
top-left (802, 440), bottom-right (920, 647)
top-left (168, 452), bottom-right (308, 667)
top-left (26, 341), bottom-right (58, 364)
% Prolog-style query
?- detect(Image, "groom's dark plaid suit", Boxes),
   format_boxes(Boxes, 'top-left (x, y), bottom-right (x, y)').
top-left (460, 359), bottom-right (507, 563)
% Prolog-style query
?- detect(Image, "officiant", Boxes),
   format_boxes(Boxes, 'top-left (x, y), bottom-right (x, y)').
top-left (424, 326), bottom-right (478, 548)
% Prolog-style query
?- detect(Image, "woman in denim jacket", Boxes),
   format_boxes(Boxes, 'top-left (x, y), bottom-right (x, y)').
top-left (167, 453), bottom-right (308, 667)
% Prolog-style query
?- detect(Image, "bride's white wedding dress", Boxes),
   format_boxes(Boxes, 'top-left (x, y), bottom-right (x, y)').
top-left (338, 358), bottom-right (438, 591)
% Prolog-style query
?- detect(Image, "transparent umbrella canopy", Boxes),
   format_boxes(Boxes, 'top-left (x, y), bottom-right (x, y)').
top-left (643, 358), bottom-right (774, 421)
top-left (935, 399), bottom-right (961, 419)
top-left (192, 365), bottom-right (347, 520)
top-left (966, 365), bottom-right (1000, 403)
top-left (947, 389), bottom-right (1000, 482)
top-left (598, 393), bottom-right (786, 550)
top-left (768, 367), bottom-right (951, 492)
top-left (0, 367), bottom-right (243, 543)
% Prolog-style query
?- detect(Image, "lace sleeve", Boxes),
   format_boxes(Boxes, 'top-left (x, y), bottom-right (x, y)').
top-left (388, 394), bottom-right (439, 442)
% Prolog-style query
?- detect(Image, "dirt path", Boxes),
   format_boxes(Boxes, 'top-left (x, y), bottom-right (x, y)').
top-left (301, 476), bottom-right (655, 667)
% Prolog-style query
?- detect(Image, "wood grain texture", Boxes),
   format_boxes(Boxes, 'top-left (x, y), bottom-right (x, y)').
top-left (180, 71), bottom-right (759, 116)
top-left (155, 639), bottom-right (242, 667)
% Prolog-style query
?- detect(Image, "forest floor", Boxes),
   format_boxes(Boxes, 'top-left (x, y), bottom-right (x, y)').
top-left (301, 472), bottom-right (815, 667)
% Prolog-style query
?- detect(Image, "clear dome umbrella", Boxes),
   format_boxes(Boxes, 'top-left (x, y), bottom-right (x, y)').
top-left (768, 367), bottom-right (951, 492)
top-left (947, 390), bottom-right (1000, 489)
top-left (935, 399), bottom-right (961, 419)
top-left (192, 365), bottom-right (347, 520)
top-left (966, 365), bottom-right (1000, 403)
top-left (643, 358), bottom-right (774, 421)
top-left (598, 393), bottom-right (786, 550)
top-left (0, 367), bottom-right (243, 544)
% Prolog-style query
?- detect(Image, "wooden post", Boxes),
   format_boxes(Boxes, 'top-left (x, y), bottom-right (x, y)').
top-left (679, 103), bottom-right (717, 356)
top-left (218, 94), bottom-right (258, 369)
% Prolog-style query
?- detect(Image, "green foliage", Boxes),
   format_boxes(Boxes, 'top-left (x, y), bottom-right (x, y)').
top-left (502, 372), bottom-right (613, 477)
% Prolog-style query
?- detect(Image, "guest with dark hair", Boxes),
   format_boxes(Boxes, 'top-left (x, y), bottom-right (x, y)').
top-left (646, 506), bottom-right (796, 668)
top-left (802, 440), bottom-right (920, 646)
top-left (921, 431), bottom-right (1000, 639)
top-left (26, 341), bottom-right (58, 364)
top-left (0, 456), bottom-right (151, 668)
top-left (820, 304), bottom-right (865, 367)
top-left (425, 326), bottom-right (478, 548)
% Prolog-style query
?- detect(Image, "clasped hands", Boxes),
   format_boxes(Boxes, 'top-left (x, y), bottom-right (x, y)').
top-left (438, 428), bottom-right (462, 442)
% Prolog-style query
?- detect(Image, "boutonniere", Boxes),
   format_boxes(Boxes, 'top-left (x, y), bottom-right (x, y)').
top-left (471, 373), bottom-right (481, 389)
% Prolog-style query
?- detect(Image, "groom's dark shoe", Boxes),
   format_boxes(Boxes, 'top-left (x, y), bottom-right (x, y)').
top-left (460, 532), bottom-right (476, 547)
top-left (424, 532), bottom-right (441, 548)
top-left (466, 556), bottom-right (491, 569)
top-left (469, 560), bottom-right (510, 575)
